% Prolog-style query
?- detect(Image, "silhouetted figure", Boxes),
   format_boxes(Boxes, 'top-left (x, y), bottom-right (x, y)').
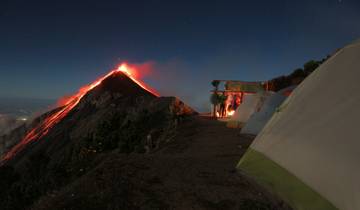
top-left (233, 95), bottom-right (240, 110)
top-left (220, 102), bottom-right (226, 117)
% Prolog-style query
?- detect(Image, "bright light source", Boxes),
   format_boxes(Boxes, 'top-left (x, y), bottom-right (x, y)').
top-left (227, 110), bottom-right (235, 116)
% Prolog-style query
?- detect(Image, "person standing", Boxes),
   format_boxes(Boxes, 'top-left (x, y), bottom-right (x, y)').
top-left (220, 100), bottom-right (226, 117)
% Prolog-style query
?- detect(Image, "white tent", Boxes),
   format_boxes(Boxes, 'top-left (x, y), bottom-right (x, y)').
top-left (241, 86), bottom-right (296, 135)
top-left (238, 39), bottom-right (360, 210)
top-left (227, 91), bottom-right (273, 128)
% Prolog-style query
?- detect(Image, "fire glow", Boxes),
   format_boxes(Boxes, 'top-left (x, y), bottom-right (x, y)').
top-left (227, 110), bottom-right (235, 116)
top-left (1, 63), bottom-right (159, 163)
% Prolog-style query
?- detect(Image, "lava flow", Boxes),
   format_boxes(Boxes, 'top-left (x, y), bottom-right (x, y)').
top-left (1, 63), bottom-right (159, 163)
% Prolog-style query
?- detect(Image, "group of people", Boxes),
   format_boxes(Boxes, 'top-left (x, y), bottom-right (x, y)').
top-left (218, 94), bottom-right (241, 118)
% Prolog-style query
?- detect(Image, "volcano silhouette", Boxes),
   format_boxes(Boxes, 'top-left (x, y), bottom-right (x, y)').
top-left (1, 71), bottom-right (161, 164)
top-left (0, 70), bottom-right (195, 210)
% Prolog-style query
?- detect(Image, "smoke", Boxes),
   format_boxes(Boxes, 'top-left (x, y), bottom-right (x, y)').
top-left (127, 61), bottom-right (155, 80)
top-left (137, 59), bottom-right (212, 112)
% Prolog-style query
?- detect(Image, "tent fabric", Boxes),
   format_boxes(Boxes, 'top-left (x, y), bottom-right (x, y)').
top-left (238, 149), bottom-right (337, 210)
top-left (241, 86), bottom-right (296, 135)
top-left (226, 92), bottom-right (273, 128)
top-left (238, 39), bottom-right (360, 210)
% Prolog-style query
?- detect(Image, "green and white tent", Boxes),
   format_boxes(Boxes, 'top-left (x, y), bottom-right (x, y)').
top-left (226, 91), bottom-right (273, 128)
top-left (241, 86), bottom-right (296, 135)
top-left (237, 39), bottom-right (360, 210)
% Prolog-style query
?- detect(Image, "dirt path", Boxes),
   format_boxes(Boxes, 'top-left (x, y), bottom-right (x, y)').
top-left (33, 116), bottom-right (291, 210)
top-left (148, 116), bottom-right (290, 210)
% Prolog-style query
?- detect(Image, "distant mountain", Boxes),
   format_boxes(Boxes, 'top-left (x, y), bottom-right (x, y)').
top-left (0, 70), bottom-right (195, 210)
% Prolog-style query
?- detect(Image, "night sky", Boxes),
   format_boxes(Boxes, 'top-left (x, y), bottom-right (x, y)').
top-left (1, 0), bottom-right (360, 111)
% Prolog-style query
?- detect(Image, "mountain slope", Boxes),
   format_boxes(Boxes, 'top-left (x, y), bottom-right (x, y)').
top-left (30, 116), bottom-right (290, 210)
top-left (0, 70), bottom-right (195, 210)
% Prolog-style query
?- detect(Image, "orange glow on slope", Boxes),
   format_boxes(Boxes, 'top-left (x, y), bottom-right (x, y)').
top-left (1, 63), bottom-right (159, 163)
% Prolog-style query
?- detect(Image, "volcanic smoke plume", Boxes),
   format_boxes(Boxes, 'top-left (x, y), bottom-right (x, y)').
top-left (0, 63), bottom-right (159, 163)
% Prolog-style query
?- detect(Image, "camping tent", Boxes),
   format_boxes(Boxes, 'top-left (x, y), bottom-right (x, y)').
top-left (237, 40), bottom-right (360, 210)
top-left (241, 86), bottom-right (296, 135)
top-left (227, 91), bottom-right (273, 128)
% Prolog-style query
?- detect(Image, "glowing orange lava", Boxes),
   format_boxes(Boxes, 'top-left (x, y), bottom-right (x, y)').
top-left (1, 63), bottom-right (159, 163)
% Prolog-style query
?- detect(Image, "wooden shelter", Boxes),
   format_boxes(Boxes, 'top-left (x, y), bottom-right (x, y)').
top-left (211, 80), bottom-right (266, 117)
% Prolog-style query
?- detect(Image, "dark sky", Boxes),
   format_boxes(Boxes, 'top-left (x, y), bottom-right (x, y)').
top-left (1, 0), bottom-right (360, 111)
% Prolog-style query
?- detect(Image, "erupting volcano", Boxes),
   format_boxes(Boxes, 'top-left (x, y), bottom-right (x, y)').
top-left (0, 63), bottom-right (159, 163)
